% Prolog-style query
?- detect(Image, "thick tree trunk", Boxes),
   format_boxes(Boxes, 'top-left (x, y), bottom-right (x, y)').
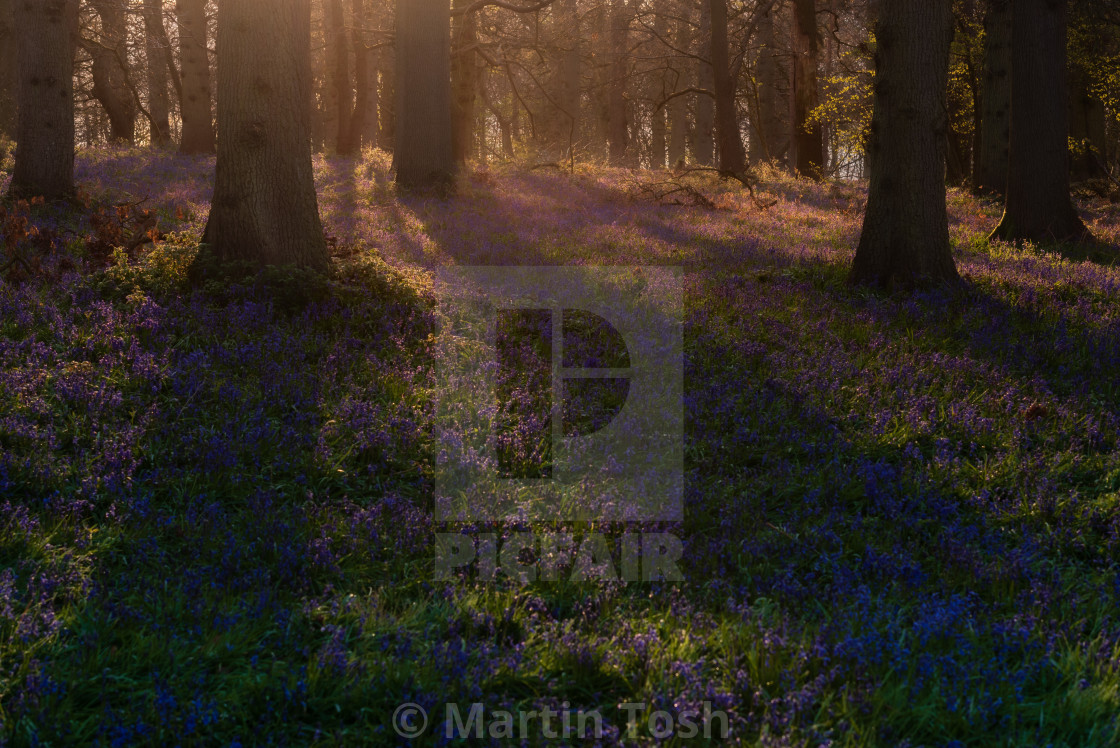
top-left (328, 0), bottom-right (353, 153)
top-left (176, 0), bottom-right (214, 154)
top-left (849, 0), bottom-right (958, 288)
top-left (667, 11), bottom-right (689, 166)
top-left (750, 3), bottom-right (786, 165)
top-left (607, 0), bottom-right (631, 166)
top-left (8, 0), bottom-right (79, 200)
top-left (975, 0), bottom-right (1009, 195)
top-left (710, 0), bottom-right (747, 174)
top-left (144, 0), bottom-right (172, 147)
top-left (0, 0), bottom-right (15, 140)
top-left (990, 0), bottom-right (1090, 244)
top-left (89, 0), bottom-right (136, 144)
top-left (200, 0), bottom-right (327, 271)
top-left (693, 0), bottom-right (715, 166)
top-left (394, 0), bottom-right (454, 190)
top-left (790, 0), bottom-right (823, 178)
top-left (451, 0), bottom-right (478, 163)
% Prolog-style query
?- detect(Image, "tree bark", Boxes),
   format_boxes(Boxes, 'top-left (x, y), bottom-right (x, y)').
top-left (144, 0), bottom-right (172, 147)
top-left (347, 0), bottom-right (375, 153)
top-left (89, 0), bottom-right (136, 144)
top-left (176, 0), bottom-right (215, 154)
top-left (750, 2), bottom-right (787, 165)
top-left (849, 0), bottom-right (958, 288)
top-left (328, 0), bottom-right (353, 153)
top-left (1069, 62), bottom-right (1107, 182)
top-left (0, 0), bottom-right (15, 140)
top-left (693, 0), bottom-right (715, 166)
top-left (558, 0), bottom-right (580, 157)
top-left (667, 9), bottom-right (689, 166)
top-left (394, 0), bottom-right (454, 190)
top-left (607, 0), bottom-right (631, 165)
top-left (975, 0), bottom-right (1009, 195)
top-left (200, 0), bottom-right (328, 271)
top-left (790, 0), bottom-right (823, 178)
top-left (710, 0), bottom-right (747, 174)
top-left (990, 0), bottom-right (1090, 244)
top-left (451, 0), bottom-right (478, 163)
top-left (8, 0), bottom-right (79, 201)
top-left (378, 43), bottom-right (395, 153)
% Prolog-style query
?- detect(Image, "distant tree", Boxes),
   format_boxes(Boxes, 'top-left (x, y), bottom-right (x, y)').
top-left (849, 0), bottom-right (958, 287)
top-left (667, 8), bottom-right (690, 166)
top-left (607, 0), bottom-right (633, 165)
top-left (346, 0), bottom-right (375, 153)
top-left (327, 0), bottom-right (353, 152)
top-left (176, 0), bottom-right (215, 154)
top-left (394, 0), bottom-right (454, 190)
top-left (709, 0), bottom-right (747, 174)
top-left (88, 0), bottom-right (136, 144)
top-left (8, 0), bottom-right (80, 201)
top-left (1067, 5), bottom-right (1110, 183)
top-left (749, 2), bottom-right (787, 166)
top-left (990, 0), bottom-right (1091, 244)
top-left (790, 0), bottom-right (824, 178)
top-left (143, 0), bottom-right (172, 147)
top-left (200, 0), bottom-right (328, 271)
top-left (975, 0), bottom-right (1010, 195)
top-left (451, 0), bottom-right (479, 163)
top-left (693, 0), bottom-right (716, 166)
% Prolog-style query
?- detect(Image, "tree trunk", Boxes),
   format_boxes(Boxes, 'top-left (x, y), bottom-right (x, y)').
top-left (451, 0), bottom-right (478, 163)
top-left (328, 0), bottom-right (353, 153)
top-left (144, 0), bottom-right (172, 147)
top-left (176, 0), bottom-right (214, 154)
top-left (693, 0), bottom-right (715, 166)
top-left (849, 0), bottom-right (958, 288)
top-left (200, 0), bottom-right (327, 271)
top-left (990, 0), bottom-right (1090, 244)
top-left (8, 0), bottom-right (79, 200)
top-left (750, 2), bottom-right (786, 165)
top-left (650, 103), bottom-right (666, 169)
top-left (607, 0), bottom-right (631, 166)
top-left (89, 0), bottom-right (136, 144)
top-left (378, 45), bottom-right (395, 153)
top-left (347, 0), bottom-right (374, 153)
top-left (394, 0), bottom-right (454, 190)
top-left (1069, 63), bottom-right (1107, 182)
top-left (559, 0), bottom-right (580, 157)
top-left (0, 0), bottom-right (15, 140)
top-left (975, 0), bottom-right (1009, 195)
top-left (710, 0), bottom-right (747, 174)
top-left (667, 9), bottom-right (689, 166)
top-left (590, 2), bottom-right (610, 158)
top-left (790, 0), bottom-right (823, 178)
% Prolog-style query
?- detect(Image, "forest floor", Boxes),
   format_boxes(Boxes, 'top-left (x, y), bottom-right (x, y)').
top-left (3, 147), bottom-right (1120, 745)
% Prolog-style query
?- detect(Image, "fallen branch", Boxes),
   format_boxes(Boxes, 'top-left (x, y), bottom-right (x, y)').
top-left (673, 165), bottom-right (779, 210)
top-left (0, 251), bottom-right (32, 277)
top-left (627, 177), bottom-right (719, 209)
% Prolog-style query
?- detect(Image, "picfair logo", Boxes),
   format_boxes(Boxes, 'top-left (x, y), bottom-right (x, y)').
top-left (434, 267), bottom-right (683, 523)
top-left (495, 307), bottom-right (632, 479)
